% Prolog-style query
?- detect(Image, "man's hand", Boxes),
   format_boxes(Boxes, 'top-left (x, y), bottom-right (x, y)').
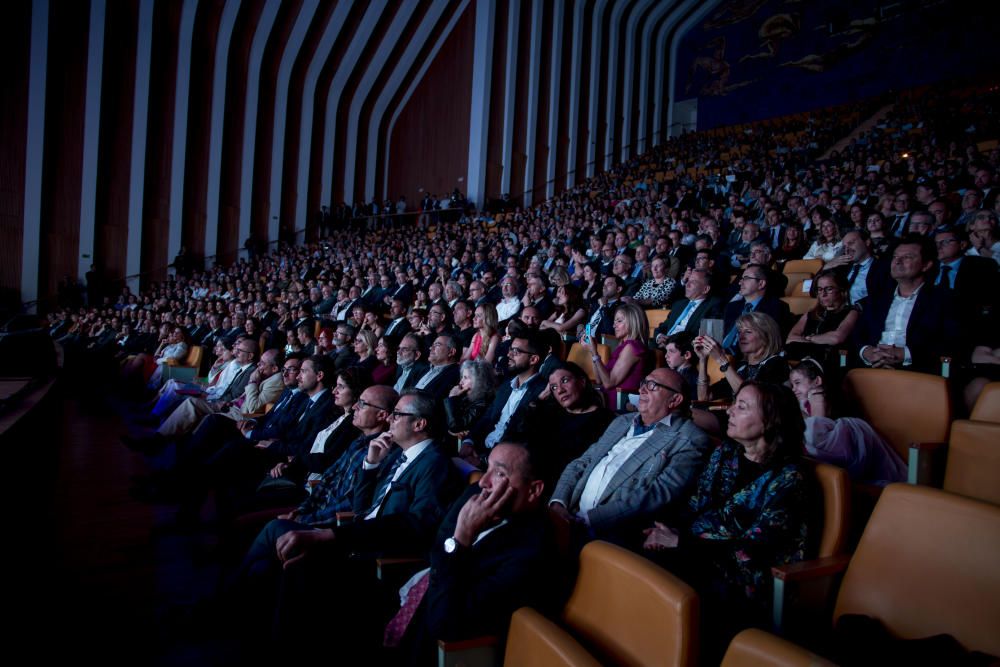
top-left (548, 502), bottom-right (576, 525)
top-left (876, 344), bottom-right (904, 367)
top-left (277, 509), bottom-right (298, 521)
top-left (453, 479), bottom-right (515, 547)
top-left (248, 369), bottom-right (262, 384)
top-left (270, 462), bottom-right (289, 478)
top-left (275, 528), bottom-right (334, 569)
top-left (255, 438), bottom-right (277, 449)
top-left (366, 432), bottom-right (395, 465)
top-left (655, 333), bottom-right (667, 347)
top-left (642, 521), bottom-right (679, 551)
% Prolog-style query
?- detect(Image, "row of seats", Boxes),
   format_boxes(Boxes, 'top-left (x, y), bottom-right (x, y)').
top-left (487, 483), bottom-right (1000, 666)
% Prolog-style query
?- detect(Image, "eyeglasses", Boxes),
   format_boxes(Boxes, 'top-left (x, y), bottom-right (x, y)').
top-left (390, 410), bottom-right (419, 420)
top-left (640, 378), bottom-right (681, 393)
top-left (935, 238), bottom-right (959, 247)
top-left (509, 346), bottom-right (532, 357)
top-left (356, 399), bottom-right (389, 412)
top-left (739, 275), bottom-right (763, 282)
top-left (816, 286), bottom-right (841, 294)
top-left (281, 366), bottom-right (300, 374)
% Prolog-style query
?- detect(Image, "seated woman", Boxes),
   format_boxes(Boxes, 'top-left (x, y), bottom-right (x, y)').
top-left (371, 336), bottom-right (397, 386)
top-left (351, 329), bottom-right (379, 378)
top-left (539, 283), bottom-right (588, 336)
top-left (462, 303), bottom-right (500, 363)
top-left (150, 338), bottom-right (234, 419)
top-left (588, 302), bottom-right (651, 408)
top-left (784, 270), bottom-right (859, 364)
top-left (518, 362), bottom-right (615, 481)
top-left (642, 381), bottom-right (812, 644)
top-left (865, 211), bottom-right (892, 259)
top-left (122, 324), bottom-right (190, 390)
top-left (803, 215), bottom-right (844, 263)
top-left (446, 360), bottom-right (497, 466)
top-left (694, 312), bottom-right (789, 402)
top-left (630, 256), bottom-right (677, 308)
top-left (315, 328), bottom-right (334, 355)
top-left (789, 359), bottom-right (906, 486)
top-left (773, 223), bottom-right (808, 263)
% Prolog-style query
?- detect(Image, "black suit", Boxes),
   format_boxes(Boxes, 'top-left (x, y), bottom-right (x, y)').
top-left (467, 374), bottom-right (547, 454)
top-left (931, 255), bottom-right (998, 350)
top-left (383, 317), bottom-right (412, 343)
top-left (394, 360), bottom-right (429, 391)
top-left (653, 296), bottom-right (726, 340)
top-left (723, 295), bottom-right (792, 339)
top-left (414, 363), bottom-right (460, 401)
top-left (270, 389), bottom-right (338, 458)
top-left (853, 282), bottom-right (960, 372)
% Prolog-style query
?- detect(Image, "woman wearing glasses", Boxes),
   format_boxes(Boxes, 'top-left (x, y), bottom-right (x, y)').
top-left (642, 381), bottom-right (812, 653)
top-left (784, 270), bottom-right (859, 364)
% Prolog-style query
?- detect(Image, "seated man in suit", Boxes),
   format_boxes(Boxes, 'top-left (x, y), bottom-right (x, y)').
top-left (549, 367), bottom-right (711, 544)
top-left (855, 235), bottom-right (960, 373)
top-left (721, 264), bottom-right (792, 352)
top-left (387, 441), bottom-right (556, 663)
top-left (460, 334), bottom-right (548, 464)
top-left (932, 227), bottom-right (999, 340)
top-left (585, 275), bottom-right (626, 338)
top-left (412, 333), bottom-right (461, 401)
top-left (653, 268), bottom-right (724, 345)
top-left (393, 332), bottom-right (429, 393)
top-left (835, 228), bottom-right (892, 306)
top-left (235, 389), bottom-right (463, 649)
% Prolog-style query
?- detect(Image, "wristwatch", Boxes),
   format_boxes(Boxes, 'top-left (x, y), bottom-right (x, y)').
top-left (718, 361), bottom-right (730, 372)
top-left (444, 537), bottom-right (462, 554)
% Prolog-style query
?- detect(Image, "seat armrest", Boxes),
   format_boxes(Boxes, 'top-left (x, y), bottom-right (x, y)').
top-left (437, 636), bottom-right (499, 667)
top-left (335, 511), bottom-right (356, 526)
top-left (772, 554), bottom-right (850, 583)
top-left (772, 555), bottom-right (850, 635)
top-left (376, 557), bottom-right (427, 582)
top-left (908, 441), bottom-right (948, 486)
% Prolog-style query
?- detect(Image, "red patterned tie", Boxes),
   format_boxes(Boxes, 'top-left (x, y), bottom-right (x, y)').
top-left (383, 571), bottom-right (431, 647)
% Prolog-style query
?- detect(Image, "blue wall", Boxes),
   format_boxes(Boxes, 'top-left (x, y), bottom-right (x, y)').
top-left (677, 0), bottom-right (1000, 129)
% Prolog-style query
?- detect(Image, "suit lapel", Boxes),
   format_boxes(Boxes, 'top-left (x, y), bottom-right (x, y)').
top-left (596, 420), bottom-right (682, 505)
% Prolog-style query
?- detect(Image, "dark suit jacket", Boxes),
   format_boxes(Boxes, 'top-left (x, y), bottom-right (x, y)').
top-left (394, 360), bottom-right (430, 390)
top-left (853, 282), bottom-right (961, 372)
top-left (419, 485), bottom-right (555, 647)
top-left (271, 389), bottom-right (337, 457)
top-left (251, 389), bottom-right (311, 441)
top-left (723, 295), bottom-right (792, 338)
top-left (383, 317), bottom-right (412, 342)
top-left (416, 363), bottom-right (461, 401)
top-left (653, 296), bottom-right (726, 340)
top-left (467, 373), bottom-right (548, 452)
top-left (218, 364), bottom-right (255, 403)
top-left (341, 441), bottom-right (462, 556)
top-left (932, 255), bottom-right (1000, 326)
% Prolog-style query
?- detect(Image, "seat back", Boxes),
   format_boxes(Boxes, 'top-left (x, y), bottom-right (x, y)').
top-left (783, 275), bottom-right (812, 296)
top-left (562, 541), bottom-right (699, 667)
top-left (503, 608), bottom-right (601, 667)
top-left (970, 382), bottom-right (1000, 423)
top-left (834, 484), bottom-right (1000, 656)
top-left (646, 309), bottom-right (671, 337)
top-left (943, 419), bottom-right (1000, 506)
top-left (845, 369), bottom-right (951, 461)
top-left (185, 345), bottom-right (203, 369)
top-left (566, 343), bottom-right (610, 381)
top-left (721, 628), bottom-right (837, 667)
top-left (813, 461), bottom-right (851, 558)
top-left (782, 259), bottom-right (823, 275)
top-left (780, 296), bottom-right (816, 316)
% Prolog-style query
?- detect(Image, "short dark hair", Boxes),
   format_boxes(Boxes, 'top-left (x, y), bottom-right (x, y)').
top-left (336, 366), bottom-right (372, 401)
top-left (665, 331), bottom-right (695, 357)
top-left (307, 354), bottom-right (336, 386)
top-left (897, 234), bottom-right (936, 264)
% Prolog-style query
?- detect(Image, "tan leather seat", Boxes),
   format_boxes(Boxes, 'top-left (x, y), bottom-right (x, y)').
top-left (813, 461), bottom-right (851, 558)
top-left (721, 628), bottom-right (836, 667)
top-left (970, 382), bottom-right (1000, 423)
top-left (834, 484), bottom-right (1000, 656)
top-left (782, 259), bottom-right (823, 276)
top-left (942, 419), bottom-right (1000, 506)
top-left (163, 345), bottom-right (204, 382)
top-left (783, 275), bottom-right (812, 296)
top-left (562, 541), bottom-right (699, 667)
top-left (646, 309), bottom-right (671, 337)
top-left (845, 368), bottom-right (951, 463)
top-left (566, 343), bottom-right (610, 382)
top-left (503, 608), bottom-right (601, 667)
top-left (780, 296), bottom-right (817, 316)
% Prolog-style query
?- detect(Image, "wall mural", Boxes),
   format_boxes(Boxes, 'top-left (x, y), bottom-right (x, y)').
top-left (677, 0), bottom-right (999, 129)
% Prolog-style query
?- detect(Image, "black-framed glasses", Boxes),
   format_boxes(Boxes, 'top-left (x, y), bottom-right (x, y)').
top-left (640, 378), bottom-right (681, 393)
top-left (509, 346), bottom-right (532, 357)
top-left (281, 366), bottom-right (301, 374)
top-left (390, 410), bottom-right (418, 420)
top-left (357, 399), bottom-right (389, 412)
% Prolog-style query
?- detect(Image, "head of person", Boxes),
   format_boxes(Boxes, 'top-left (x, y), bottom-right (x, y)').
top-left (738, 264), bottom-right (769, 300)
top-left (602, 275), bottom-right (626, 301)
top-left (234, 338), bottom-right (258, 366)
top-left (428, 333), bottom-right (461, 367)
top-left (934, 228), bottom-right (968, 264)
top-left (970, 210), bottom-right (998, 246)
top-left (299, 354), bottom-right (335, 394)
top-left (396, 333), bottom-right (422, 368)
top-left (458, 359), bottom-right (497, 403)
top-left (841, 229), bottom-right (872, 264)
top-left (519, 306), bottom-right (541, 329)
top-left (352, 385), bottom-right (396, 434)
top-left (907, 211), bottom-right (935, 236)
top-left (427, 303), bottom-right (451, 332)
top-left (375, 336), bottom-right (397, 364)
top-left (280, 353), bottom-right (304, 387)
top-left (333, 366), bottom-right (370, 410)
top-left (735, 311), bottom-right (783, 360)
top-left (480, 441), bottom-right (549, 514)
top-left (547, 362), bottom-right (599, 412)
top-left (664, 332), bottom-right (695, 370)
top-left (726, 381), bottom-right (805, 467)
top-left (501, 276), bottom-right (520, 299)
top-left (866, 211), bottom-right (885, 235)
top-left (508, 334), bottom-right (545, 376)
top-left (637, 368), bottom-right (688, 426)
top-left (819, 219), bottom-right (840, 243)
top-left (749, 241), bottom-right (772, 266)
top-left (812, 269), bottom-right (849, 312)
top-left (684, 268), bottom-right (712, 302)
top-left (472, 302), bottom-right (499, 335)
top-left (354, 329), bottom-right (378, 358)
top-left (890, 235), bottom-right (936, 284)
top-left (611, 302), bottom-right (649, 344)
top-left (317, 327), bottom-right (334, 351)
top-left (333, 323), bottom-right (355, 350)
top-left (788, 357), bottom-right (827, 407)
top-left (256, 348), bottom-right (283, 381)
top-left (391, 388), bottom-right (438, 445)
top-left (389, 298), bottom-right (407, 319)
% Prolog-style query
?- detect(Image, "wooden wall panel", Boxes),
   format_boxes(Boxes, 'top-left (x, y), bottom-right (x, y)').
top-left (385, 3), bottom-right (474, 208)
top-left (483, 0), bottom-right (508, 203)
top-left (553, 0), bottom-right (574, 191)
top-left (530, 1), bottom-right (552, 200)
top-left (574, 1), bottom-right (593, 184)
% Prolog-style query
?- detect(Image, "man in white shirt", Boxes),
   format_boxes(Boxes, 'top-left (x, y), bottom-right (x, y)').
top-left (549, 367), bottom-right (711, 542)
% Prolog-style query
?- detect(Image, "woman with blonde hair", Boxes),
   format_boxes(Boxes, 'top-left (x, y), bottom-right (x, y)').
top-left (588, 302), bottom-right (650, 407)
top-left (694, 311), bottom-right (789, 401)
top-left (463, 302), bottom-right (500, 363)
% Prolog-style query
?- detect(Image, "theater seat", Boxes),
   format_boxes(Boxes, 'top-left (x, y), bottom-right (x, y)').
top-left (566, 343), bottom-right (610, 381)
top-left (162, 345), bottom-right (204, 382)
top-left (646, 309), bottom-right (671, 337)
top-left (562, 541), bottom-right (699, 667)
top-left (845, 368), bottom-right (951, 483)
top-left (942, 419), bottom-right (1000, 506)
top-left (721, 628), bottom-right (836, 667)
top-left (502, 608), bottom-right (601, 667)
top-left (780, 296), bottom-right (816, 316)
top-left (782, 259), bottom-right (823, 276)
top-left (970, 382), bottom-right (1000, 423)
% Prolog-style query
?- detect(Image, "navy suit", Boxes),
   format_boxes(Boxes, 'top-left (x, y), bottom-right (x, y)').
top-left (415, 363), bottom-right (461, 402)
top-left (723, 295), bottom-right (792, 338)
top-left (853, 282), bottom-right (961, 372)
top-left (653, 296), bottom-right (726, 340)
top-left (467, 374), bottom-right (548, 453)
top-left (270, 389), bottom-right (338, 458)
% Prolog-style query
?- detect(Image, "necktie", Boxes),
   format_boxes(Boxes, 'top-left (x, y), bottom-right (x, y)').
top-left (365, 453), bottom-right (406, 517)
top-left (938, 265), bottom-right (953, 289)
top-left (383, 571), bottom-right (430, 647)
top-left (846, 263), bottom-right (861, 286)
top-left (668, 301), bottom-right (695, 335)
top-left (297, 397), bottom-right (315, 422)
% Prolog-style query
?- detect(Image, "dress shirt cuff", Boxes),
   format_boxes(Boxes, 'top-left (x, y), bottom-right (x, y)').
top-left (903, 346), bottom-right (912, 366)
top-left (362, 460), bottom-right (381, 470)
top-left (859, 345), bottom-right (875, 366)
top-left (548, 499), bottom-right (567, 509)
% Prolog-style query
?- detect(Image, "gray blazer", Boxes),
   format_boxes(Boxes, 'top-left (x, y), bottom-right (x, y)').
top-left (550, 412), bottom-right (711, 535)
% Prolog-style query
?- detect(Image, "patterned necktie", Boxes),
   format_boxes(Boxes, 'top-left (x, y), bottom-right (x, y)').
top-left (383, 571), bottom-right (430, 647)
top-left (365, 452), bottom-right (406, 517)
